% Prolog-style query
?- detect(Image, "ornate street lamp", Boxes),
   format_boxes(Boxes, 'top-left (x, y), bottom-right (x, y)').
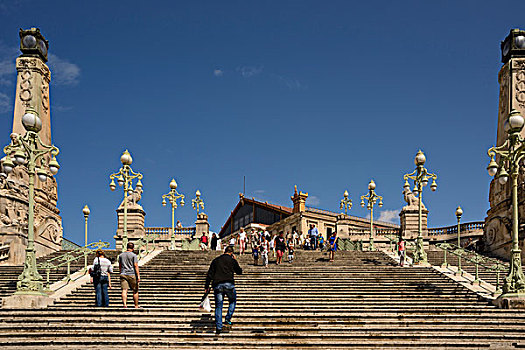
top-left (192, 189), bottom-right (205, 217)
top-left (455, 206), bottom-right (463, 276)
top-left (1, 108), bottom-right (60, 295)
top-left (162, 179), bottom-right (185, 250)
top-left (83, 205), bottom-right (90, 247)
top-left (109, 150), bottom-right (143, 252)
top-left (360, 180), bottom-right (383, 251)
top-left (403, 150), bottom-right (437, 265)
top-left (487, 109), bottom-right (525, 295)
top-left (340, 190), bottom-right (352, 215)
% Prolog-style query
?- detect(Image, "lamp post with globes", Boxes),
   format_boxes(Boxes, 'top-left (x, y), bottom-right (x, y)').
top-left (162, 179), bottom-right (185, 250)
top-left (487, 109), bottom-right (525, 295)
top-left (83, 205), bottom-right (90, 247)
top-left (455, 206), bottom-right (463, 276)
top-left (340, 190), bottom-right (352, 215)
top-left (0, 108), bottom-right (60, 295)
top-left (109, 150), bottom-right (143, 252)
top-left (192, 190), bottom-right (205, 217)
top-left (360, 180), bottom-right (383, 252)
top-left (403, 150), bottom-right (437, 265)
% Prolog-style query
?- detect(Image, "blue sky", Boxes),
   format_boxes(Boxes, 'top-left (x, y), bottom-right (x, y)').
top-left (0, 0), bottom-right (522, 245)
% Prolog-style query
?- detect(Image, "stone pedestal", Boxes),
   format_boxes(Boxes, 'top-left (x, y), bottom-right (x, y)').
top-left (336, 214), bottom-right (352, 239)
top-left (493, 294), bottom-right (525, 309)
top-left (114, 207), bottom-right (146, 251)
top-left (400, 208), bottom-right (428, 240)
top-left (2, 293), bottom-right (53, 309)
top-left (195, 213), bottom-right (209, 237)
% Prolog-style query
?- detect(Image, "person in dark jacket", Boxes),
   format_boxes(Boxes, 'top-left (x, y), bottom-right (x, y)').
top-left (205, 245), bottom-right (243, 334)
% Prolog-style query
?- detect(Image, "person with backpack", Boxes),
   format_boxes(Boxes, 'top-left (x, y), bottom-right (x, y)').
top-left (89, 249), bottom-right (113, 307)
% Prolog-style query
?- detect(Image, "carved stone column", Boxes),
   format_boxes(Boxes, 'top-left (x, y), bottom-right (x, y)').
top-left (0, 29), bottom-right (62, 264)
top-left (484, 31), bottom-right (525, 261)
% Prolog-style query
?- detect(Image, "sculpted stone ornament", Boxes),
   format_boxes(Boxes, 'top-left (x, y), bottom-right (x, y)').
top-left (402, 188), bottom-right (421, 210)
top-left (119, 187), bottom-right (143, 210)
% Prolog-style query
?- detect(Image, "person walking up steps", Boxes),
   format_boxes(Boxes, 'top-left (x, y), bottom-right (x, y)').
top-left (89, 249), bottom-right (113, 307)
top-left (119, 242), bottom-right (140, 308)
top-left (205, 246), bottom-right (243, 335)
top-left (260, 235), bottom-right (269, 267)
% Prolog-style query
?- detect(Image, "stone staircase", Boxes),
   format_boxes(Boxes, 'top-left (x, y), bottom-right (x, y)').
top-left (0, 249), bottom-right (119, 304)
top-left (1, 250), bottom-right (525, 348)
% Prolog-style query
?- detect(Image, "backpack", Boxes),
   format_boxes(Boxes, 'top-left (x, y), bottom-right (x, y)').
top-left (90, 257), bottom-right (102, 279)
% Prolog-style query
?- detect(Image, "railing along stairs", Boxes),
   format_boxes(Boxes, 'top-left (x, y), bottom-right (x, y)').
top-left (37, 240), bottom-right (110, 291)
top-left (436, 242), bottom-right (508, 294)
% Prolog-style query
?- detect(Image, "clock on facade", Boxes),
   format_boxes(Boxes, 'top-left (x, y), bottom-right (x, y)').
top-left (19, 28), bottom-right (49, 63)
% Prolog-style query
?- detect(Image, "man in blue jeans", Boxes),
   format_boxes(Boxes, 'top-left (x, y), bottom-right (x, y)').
top-left (205, 245), bottom-right (243, 335)
top-left (308, 224), bottom-right (319, 250)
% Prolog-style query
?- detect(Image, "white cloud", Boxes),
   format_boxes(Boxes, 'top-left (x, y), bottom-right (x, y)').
top-left (275, 75), bottom-right (307, 90)
top-left (254, 190), bottom-right (265, 194)
top-left (378, 209), bottom-right (399, 224)
top-left (47, 53), bottom-right (80, 86)
top-left (213, 69), bottom-right (224, 77)
top-left (308, 195), bottom-right (320, 206)
top-left (0, 92), bottom-right (11, 114)
top-left (236, 65), bottom-right (263, 78)
top-left (0, 59), bottom-right (14, 86)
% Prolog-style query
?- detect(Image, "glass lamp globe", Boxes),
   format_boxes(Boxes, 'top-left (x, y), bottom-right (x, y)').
top-left (37, 172), bottom-right (47, 182)
top-left (21, 110), bottom-right (42, 133)
top-left (83, 205), bottom-right (90, 216)
top-left (516, 35), bottom-right (525, 49)
top-left (170, 179), bottom-right (177, 189)
top-left (368, 180), bottom-right (376, 190)
top-left (120, 150), bottom-right (132, 165)
top-left (455, 206), bottom-right (463, 218)
top-left (415, 150), bottom-right (426, 166)
top-left (508, 110), bottom-right (525, 131)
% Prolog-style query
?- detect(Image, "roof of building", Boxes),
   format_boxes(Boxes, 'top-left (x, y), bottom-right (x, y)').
top-left (218, 194), bottom-right (293, 237)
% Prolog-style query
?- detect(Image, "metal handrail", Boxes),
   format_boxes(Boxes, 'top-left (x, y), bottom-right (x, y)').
top-left (436, 242), bottom-right (507, 293)
top-left (134, 234), bottom-right (159, 259)
top-left (36, 240), bottom-right (110, 290)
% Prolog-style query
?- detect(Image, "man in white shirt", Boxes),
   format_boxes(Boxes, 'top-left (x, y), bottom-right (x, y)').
top-left (89, 249), bottom-right (113, 307)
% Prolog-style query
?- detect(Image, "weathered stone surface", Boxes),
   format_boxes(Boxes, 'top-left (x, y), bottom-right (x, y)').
top-left (1, 293), bottom-right (52, 309)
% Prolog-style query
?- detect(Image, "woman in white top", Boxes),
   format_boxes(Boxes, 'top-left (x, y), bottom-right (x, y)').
top-left (89, 249), bottom-right (113, 307)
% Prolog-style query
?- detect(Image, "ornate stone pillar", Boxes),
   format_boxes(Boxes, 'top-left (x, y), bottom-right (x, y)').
top-left (400, 188), bottom-right (428, 240)
top-left (484, 29), bottom-right (525, 260)
top-left (195, 213), bottom-right (210, 237)
top-left (114, 189), bottom-right (146, 251)
top-left (0, 28), bottom-right (62, 264)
